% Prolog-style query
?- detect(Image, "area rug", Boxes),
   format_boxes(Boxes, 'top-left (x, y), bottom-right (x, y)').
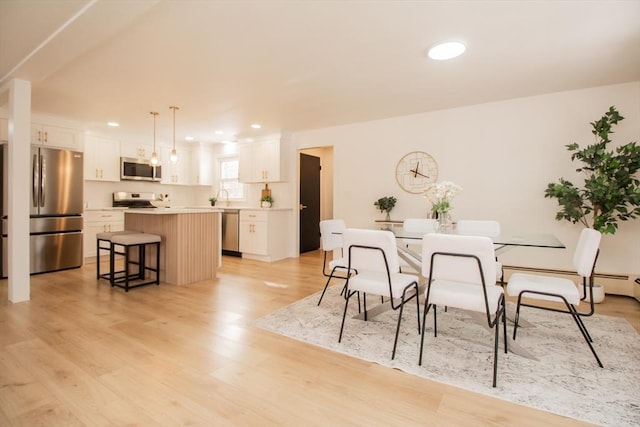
top-left (253, 286), bottom-right (640, 426)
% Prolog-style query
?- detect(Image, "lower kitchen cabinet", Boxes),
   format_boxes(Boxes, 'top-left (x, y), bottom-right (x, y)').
top-left (239, 209), bottom-right (290, 262)
top-left (83, 210), bottom-right (125, 258)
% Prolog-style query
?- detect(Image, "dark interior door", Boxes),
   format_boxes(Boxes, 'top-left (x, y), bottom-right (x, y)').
top-left (299, 153), bottom-right (321, 253)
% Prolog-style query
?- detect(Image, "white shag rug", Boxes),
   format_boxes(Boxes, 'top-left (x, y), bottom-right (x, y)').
top-left (253, 286), bottom-right (640, 427)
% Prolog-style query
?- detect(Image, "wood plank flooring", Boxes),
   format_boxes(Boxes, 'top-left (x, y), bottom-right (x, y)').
top-left (1, 251), bottom-right (638, 426)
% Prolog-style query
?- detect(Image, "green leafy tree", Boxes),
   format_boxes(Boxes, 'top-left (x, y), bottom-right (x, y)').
top-left (545, 106), bottom-right (640, 234)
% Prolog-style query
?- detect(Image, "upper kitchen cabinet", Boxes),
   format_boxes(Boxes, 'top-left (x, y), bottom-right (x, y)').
top-left (191, 143), bottom-right (215, 186)
top-left (238, 137), bottom-right (282, 183)
top-left (31, 123), bottom-right (80, 150)
top-left (160, 146), bottom-right (191, 185)
top-left (0, 118), bottom-right (7, 142)
top-left (84, 135), bottom-right (121, 181)
top-left (120, 142), bottom-right (154, 159)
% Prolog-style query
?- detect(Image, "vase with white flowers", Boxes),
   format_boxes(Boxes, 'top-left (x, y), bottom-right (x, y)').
top-left (424, 181), bottom-right (463, 232)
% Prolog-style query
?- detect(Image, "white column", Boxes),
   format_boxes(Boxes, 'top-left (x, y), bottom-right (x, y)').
top-left (7, 79), bottom-right (31, 302)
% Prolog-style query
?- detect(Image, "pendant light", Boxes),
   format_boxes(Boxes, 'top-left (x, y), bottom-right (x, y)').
top-left (169, 105), bottom-right (179, 163)
top-left (149, 111), bottom-right (159, 166)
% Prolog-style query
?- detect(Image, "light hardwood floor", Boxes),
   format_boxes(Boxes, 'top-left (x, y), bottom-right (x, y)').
top-left (1, 251), bottom-right (638, 426)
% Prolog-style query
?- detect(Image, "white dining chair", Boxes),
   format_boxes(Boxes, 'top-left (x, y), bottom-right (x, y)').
top-left (506, 228), bottom-right (603, 367)
top-left (317, 219), bottom-right (354, 306)
top-left (338, 228), bottom-right (421, 359)
top-left (419, 233), bottom-right (507, 387)
top-left (456, 219), bottom-right (504, 285)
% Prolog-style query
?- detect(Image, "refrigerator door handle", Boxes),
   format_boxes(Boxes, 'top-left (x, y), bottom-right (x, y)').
top-left (40, 155), bottom-right (46, 207)
top-left (32, 153), bottom-right (39, 207)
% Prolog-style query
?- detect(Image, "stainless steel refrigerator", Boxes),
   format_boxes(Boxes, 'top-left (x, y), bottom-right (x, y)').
top-left (1, 145), bottom-right (84, 278)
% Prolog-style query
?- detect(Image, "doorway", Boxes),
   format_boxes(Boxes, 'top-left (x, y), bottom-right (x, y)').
top-left (299, 153), bottom-right (320, 253)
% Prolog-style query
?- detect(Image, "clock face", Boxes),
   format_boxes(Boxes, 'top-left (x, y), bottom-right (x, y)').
top-left (395, 151), bottom-right (438, 194)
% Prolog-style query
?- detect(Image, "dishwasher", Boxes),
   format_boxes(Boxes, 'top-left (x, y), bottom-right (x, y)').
top-left (221, 209), bottom-right (241, 256)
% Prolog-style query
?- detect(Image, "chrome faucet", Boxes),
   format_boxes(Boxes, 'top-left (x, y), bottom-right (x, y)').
top-left (216, 188), bottom-right (229, 206)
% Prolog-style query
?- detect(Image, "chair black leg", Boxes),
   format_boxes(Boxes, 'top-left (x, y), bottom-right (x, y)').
top-left (338, 290), bottom-right (354, 343)
top-left (392, 295), bottom-right (406, 360)
top-left (418, 303), bottom-right (432, 365)
top-left (317, 274), bottom-right (333, 306)
top-left (415, 285), bottom-right (421, 334)
top-left (493, 310), bottom-right (499, 388)
top-left (512, 295), bottom-right (523, 340)
top-left (502, 297), bottom-right (508, 353)
top-left (568, 305), bottom-right (603, 367)
top-left (433, 305), bottom-right (438, 337)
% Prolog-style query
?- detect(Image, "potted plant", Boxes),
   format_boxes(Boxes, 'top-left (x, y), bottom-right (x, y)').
top-left (261, 195), bottom-right (273, 208)
top-left (545, 106), bottom-right (640, 301)
top-left (373, 196), bottom-right (397, 221)
top-left (208, 197), bottom-right (217, 206)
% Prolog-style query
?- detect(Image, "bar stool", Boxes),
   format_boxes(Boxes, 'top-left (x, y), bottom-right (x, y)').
top-left (110, 233), bottom-right (161, 292)
top-left (96, 230), bottom-right (137, 281)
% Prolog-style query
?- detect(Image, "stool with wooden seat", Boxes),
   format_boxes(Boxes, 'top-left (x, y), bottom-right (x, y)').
top-left (96, 230), bottom-right (137, 281)
top-left (109, 233), bottom-right (161, 292)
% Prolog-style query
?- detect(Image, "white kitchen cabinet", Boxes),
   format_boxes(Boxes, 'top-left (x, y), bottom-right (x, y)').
top-left (84, 135), bottom-right (121, 181)
top-left (0, 118), bottom-right (7, 142)
top-left (120, 142), bottom-right (155, 159)
top-left (238, 138), bottom-right (281, 183)
top-left (31, 123), bottom-right (80, 150)
top-left (239, 209), bottom-right (290, 262)
top-left (160, 146), bottom-right (191, 185)
top-left (83, 210), bottom-right (125, 258)
top-left (191, 143), bottom-right (215, 185)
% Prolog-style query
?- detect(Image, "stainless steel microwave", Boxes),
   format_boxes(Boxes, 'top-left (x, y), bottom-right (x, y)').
top-left (120, 157), bottom-right (162, 182)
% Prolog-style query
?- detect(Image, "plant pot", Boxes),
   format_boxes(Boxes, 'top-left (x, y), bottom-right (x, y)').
top-left (261, 201), bottom-right (272, 208)
top-left (210, 201), bottom-right (216, 206)
top-left (580, 283), bottom-right (605, 304)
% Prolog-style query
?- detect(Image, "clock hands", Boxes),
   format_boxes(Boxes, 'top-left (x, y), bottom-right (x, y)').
top-left (409, 167), bottom-right (430, 179)
top-left (413, 162), bottom-right (420, 178)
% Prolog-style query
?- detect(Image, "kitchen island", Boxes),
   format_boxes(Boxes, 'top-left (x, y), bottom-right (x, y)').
top-left (124, 208), bottom-right (222, 285)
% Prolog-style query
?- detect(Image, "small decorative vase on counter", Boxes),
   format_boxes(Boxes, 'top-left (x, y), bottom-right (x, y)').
top-left (385, 212), bottom-right (391, 221)
top-left (261, 201), bottom-right (272, 208)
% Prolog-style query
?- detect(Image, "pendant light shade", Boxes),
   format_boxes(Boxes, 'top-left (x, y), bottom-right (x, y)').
top-left (150, 111), bottom-right (159, 166)
top-left (170, 105), bottom-right (179, 163)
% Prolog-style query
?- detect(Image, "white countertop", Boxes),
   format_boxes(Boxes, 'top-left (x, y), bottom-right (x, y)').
top-left (125, 207), bottom-right (224, 214)
top-left (86, 206), bottom-right (293, 213)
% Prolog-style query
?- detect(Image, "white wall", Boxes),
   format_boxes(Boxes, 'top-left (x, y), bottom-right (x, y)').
top-left (293, 82), bottom-right (640, 276)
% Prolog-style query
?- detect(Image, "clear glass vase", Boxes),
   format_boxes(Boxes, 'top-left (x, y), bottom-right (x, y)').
top-left (436, 211), bottom-right (452, 233)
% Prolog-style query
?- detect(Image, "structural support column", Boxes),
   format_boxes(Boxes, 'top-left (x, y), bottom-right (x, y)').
top-left (7, 78), bottom-right (31, 302)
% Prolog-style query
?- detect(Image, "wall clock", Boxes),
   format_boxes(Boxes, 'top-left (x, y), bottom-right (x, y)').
top-left (395, 151), bottom-right (438, 194)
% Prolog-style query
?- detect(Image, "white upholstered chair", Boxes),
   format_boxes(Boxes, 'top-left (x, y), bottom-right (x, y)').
top-left (338, 228), bottom-right (421, 359)
top-left (419, 233), bottom-right (507, 387)
top-left (456, 220), bottom-right (504, 285)
top-left (506, 228), bottom-right (603, 367)
top-left (317, 219), bottom-right (353, 306)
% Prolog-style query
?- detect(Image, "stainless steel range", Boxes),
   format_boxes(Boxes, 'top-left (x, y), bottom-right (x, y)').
top-left (112, 192), bottom-right (157, 208)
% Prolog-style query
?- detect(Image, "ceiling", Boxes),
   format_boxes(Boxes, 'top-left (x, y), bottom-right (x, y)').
top-left (1, 0), bottom-right (639, 145)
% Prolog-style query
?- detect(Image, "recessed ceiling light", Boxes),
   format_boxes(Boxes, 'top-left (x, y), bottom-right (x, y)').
top-left (427, 41), bottom-right (466, 60)
top-left (107, 122), bottom-right (119, 127)
top-left (185, 136), bottom-right (194, 141)
top-left (251, 124), bottom-right (261, 129)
